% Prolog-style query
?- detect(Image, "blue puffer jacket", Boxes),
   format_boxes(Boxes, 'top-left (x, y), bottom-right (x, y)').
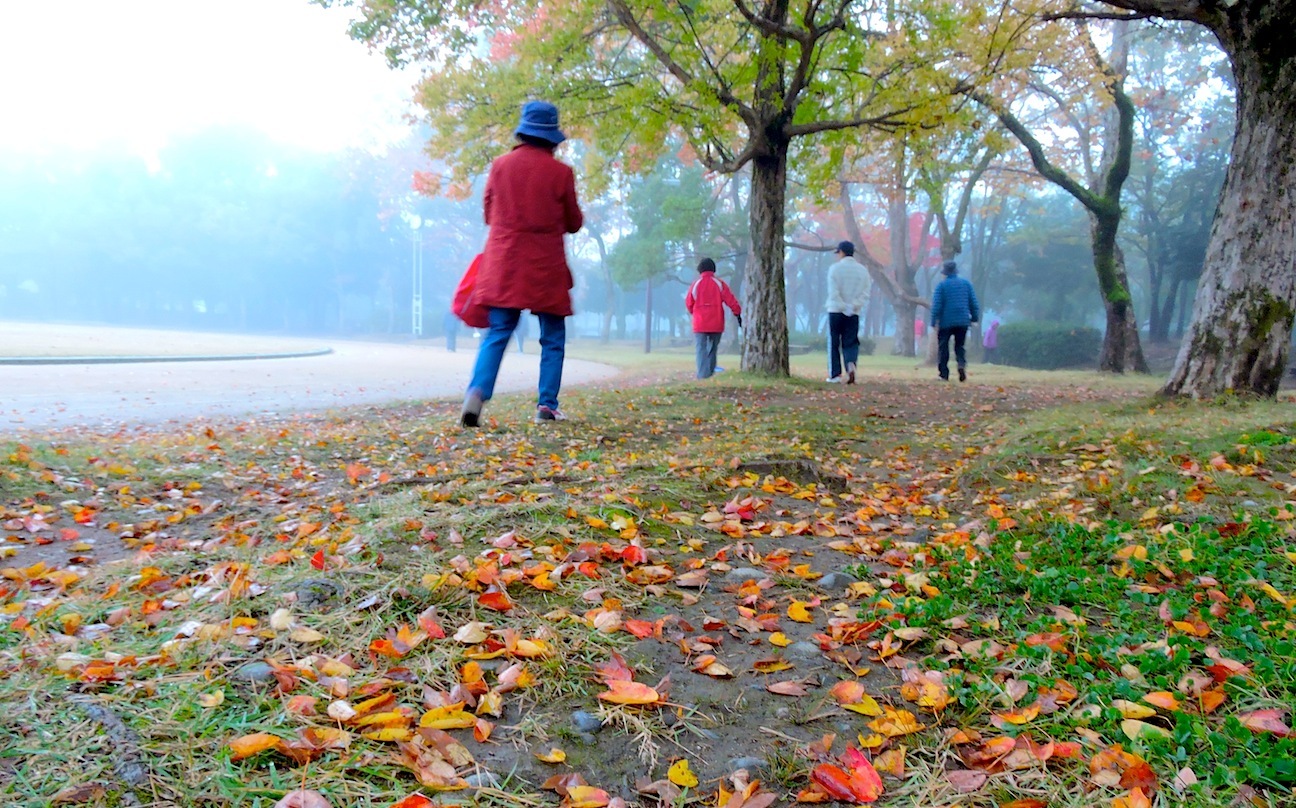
top-left (930, 274), bottom-right (980, 328)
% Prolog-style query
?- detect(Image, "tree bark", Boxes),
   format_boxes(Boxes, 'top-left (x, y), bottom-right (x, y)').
top-left (1092, 212), bottom-right (1149, 372)
top-left (1162, 6), bottom-right (1296, 395)
top-left (742, 136), bottom-right (791, 375)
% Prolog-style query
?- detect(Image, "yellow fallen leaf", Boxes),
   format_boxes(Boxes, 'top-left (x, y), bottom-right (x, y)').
top-left (788, 601), bottom-right (814, 623)
top-left (769, 632), bottom-right (790, 647)
top-left (1121, 719), bottom-right (1172, 741)
top-left (535, 747), bottom-right (567, 763)
top-left (668, 758), bottom-right (699, 788)
top-left (419, 705), bottom-right (476, 729)
top-left (1113, 699), bottom-right (1157, 719)
top-left (199, 690), bottom-right (225, 708)
top-left (843, 696), bottom-right (884, 717)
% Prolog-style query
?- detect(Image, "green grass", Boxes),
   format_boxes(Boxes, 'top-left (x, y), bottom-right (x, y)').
top-left (3, 355), bottom-right (1296, 806)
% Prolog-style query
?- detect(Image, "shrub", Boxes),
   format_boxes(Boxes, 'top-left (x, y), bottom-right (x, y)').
top-left (997, 322), bottom-right (1101, 369)
top-left (859, 336), bottom-right (876, 356)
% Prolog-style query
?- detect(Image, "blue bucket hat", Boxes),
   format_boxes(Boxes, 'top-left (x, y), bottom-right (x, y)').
top-left (515, 100), bottom-right (566, 145)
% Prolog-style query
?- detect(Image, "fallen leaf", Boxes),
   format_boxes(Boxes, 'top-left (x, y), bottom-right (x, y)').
top-left (50, 783), bottom-right (108, 805)
top-left (596, 679), bottom-right (661, 705)
top-left (668, 758), bottom-right (699, 788)
top-left (945, 769), bottom-right (987, 793)
top-left (273, 790), bottom-right (332, 808)
top-left (1237, 708), bottom-right (1294, 737)
top-left (536, 747), bottom-right (568, 763)
top-left (1121, 719), bottom-right (1172, 741)
top-left (228, 732), bottom-right (283, 760)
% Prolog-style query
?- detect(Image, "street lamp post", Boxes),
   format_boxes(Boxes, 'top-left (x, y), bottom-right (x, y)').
top-left (411, 227), bottom-right (424, 337)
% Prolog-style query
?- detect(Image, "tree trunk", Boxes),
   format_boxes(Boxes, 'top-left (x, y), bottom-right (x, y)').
top-left (741, 137), bottom-right (791, 375)
top-left (1091, 211), bottom-right (1149, 372)
top-left (1163, 25), bottom-right (1296, 396)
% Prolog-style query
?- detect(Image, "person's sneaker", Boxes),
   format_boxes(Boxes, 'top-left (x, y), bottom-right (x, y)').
top-left (846, 363), bottom-right (856, 385)
top-left (536, 405), bottom-right (567, 422)
top-left (958, 367), bottom-right (967, 382)
top-left (826, 375), bottom-right (844, 383)
top-left (939, 374), bottom-right (949, 381)
top-left (460, 390), bottom-right (483, 428)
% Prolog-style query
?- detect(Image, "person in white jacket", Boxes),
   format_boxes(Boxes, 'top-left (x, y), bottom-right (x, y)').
top-left (825, 240), bottom-right (871, 384)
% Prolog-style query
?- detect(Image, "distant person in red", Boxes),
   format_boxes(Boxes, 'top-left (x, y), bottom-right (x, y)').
top-left (460, 101), bottom-right (583, 427)
top-left (684, 257), bottom-right (742, 379)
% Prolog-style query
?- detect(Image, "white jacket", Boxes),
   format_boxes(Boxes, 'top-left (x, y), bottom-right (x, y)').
top-left (826, 257), bottom-right (871, 316)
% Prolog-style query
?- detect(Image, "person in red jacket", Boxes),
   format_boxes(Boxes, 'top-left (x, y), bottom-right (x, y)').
top-left (461, 101), bottom-right (584, 426)
top-left (684, 257), bottom-right (742, 379)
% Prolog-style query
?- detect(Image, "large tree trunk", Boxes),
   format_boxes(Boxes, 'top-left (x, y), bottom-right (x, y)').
top-left (741, 137), bottom-right (791, 375)
top-left (1163, 24), bottom-right (1296, 396)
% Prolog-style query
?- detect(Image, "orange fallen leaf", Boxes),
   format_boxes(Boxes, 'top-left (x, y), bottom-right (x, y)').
top-left (1112, 787), bottom-right (1152, 808)
top-left (1143, 691), bottom-right (1181, 712)
top-left (565, 785), bottom-right (612, 808)
top-left (387, 795), bottom-right (437, 808)
top-left (596, 679), bottom-right (661, 705)
top-left (229, 732), bottom-right (283, 761)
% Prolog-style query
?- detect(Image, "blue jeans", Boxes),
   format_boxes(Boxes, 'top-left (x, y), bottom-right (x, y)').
top-left (827, 312), bottom-right (860, 378)
top-left (468, 308), bottom-right (565, 409)
top-left (695, 332), bottom-right (722, 378)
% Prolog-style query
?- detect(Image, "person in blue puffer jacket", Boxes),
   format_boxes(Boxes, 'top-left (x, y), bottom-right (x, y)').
top-left (930, 260), bottom-right (980, 382)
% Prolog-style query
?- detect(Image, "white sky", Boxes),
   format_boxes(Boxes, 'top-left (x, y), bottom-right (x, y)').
top-left (0, 0), bottom-right (418, 156)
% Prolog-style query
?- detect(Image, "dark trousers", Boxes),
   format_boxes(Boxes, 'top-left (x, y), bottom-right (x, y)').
top-left (937, 326), bottom-right (968, 379)
top-left (827, 312), bottom-right (860, 379)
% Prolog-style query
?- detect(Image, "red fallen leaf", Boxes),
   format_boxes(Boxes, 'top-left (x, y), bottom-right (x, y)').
top-left (310, 549), bottom-right (326, 570)
top-left (594, 652), bottom-right (635, 682)
top-left (478, 590), bottom-right (514, 612)
top-left (387, 794), bottom-right (436, 808)
top-left (620, 545), bottom-right (647, 566)
top-left (623, 619), bottom-right (657, 639)
top-left (1237, 708), bottom-right (1294, 737)
top-left (1120, 760), bottom-right (1159, 793)
top-left (842, 748), bottom-right (884, 800)
top-left (810, 765), bottom-right (859, 802)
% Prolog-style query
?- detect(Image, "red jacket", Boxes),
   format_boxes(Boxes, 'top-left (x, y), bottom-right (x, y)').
top-left (476, 144), bottom-right (584, 316)
top-left (685, 272), bottom-right (741, 333)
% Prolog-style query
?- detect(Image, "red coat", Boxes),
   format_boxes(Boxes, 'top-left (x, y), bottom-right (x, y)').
top-left (476, 144), bottom-right (584, 316)
top-left (685, 272), bottom-right (741, 333)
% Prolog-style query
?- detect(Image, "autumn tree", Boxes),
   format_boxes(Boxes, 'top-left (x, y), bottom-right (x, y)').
top-left (1072, 0), bottom-right (1296, 396)
top-left (971, 19), bottom-right (1149, 373)
top-left (325, 0), bottom-right (993, 375)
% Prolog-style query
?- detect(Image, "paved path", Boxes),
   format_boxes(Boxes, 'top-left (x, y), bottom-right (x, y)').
top-left (0, 340), bottom-right (617, 433)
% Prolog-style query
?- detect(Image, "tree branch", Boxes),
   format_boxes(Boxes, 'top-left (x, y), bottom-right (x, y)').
top-left (732, 0), bottom-right (809, 42)
top-left (967, 89), bottom-right (1104, 213)
top-left (786, 109), bottom-right (913, 137)
top-left (606, 0), bottom-right (754, 123)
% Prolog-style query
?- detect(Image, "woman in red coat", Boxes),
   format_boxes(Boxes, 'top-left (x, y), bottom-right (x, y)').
top-left (461, 101), bottom-right (584, 427)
